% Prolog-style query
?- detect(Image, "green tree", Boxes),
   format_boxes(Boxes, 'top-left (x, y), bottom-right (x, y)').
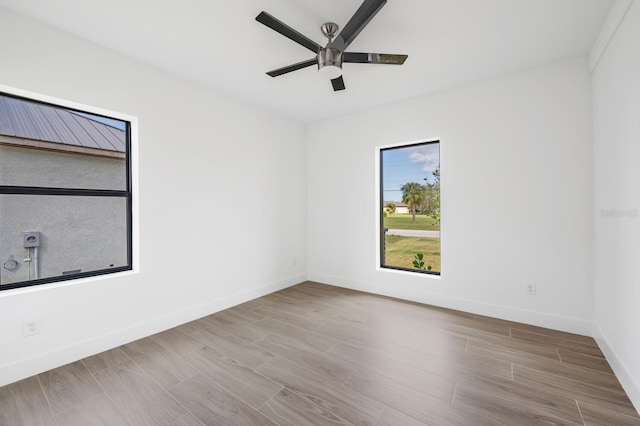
top-left (430, 165), bottom-right (440, 222)
top-left (422, 182), bottom-right (437, 216)
top-left (422, 165), bottom-right (440, 222)
top-left (384, 201), bottom-right (396, 215)
top-left (401, 182), bottom-right (425, 223)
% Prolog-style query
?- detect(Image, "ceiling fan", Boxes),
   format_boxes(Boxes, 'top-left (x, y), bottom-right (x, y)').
top-left (256, 0), bottom-right (408, 92)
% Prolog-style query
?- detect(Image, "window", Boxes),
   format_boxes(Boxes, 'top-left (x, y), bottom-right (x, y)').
top-left (380, 141), bottom-right (440, 275)
top-left (0, 91), bottom-right (132, 290)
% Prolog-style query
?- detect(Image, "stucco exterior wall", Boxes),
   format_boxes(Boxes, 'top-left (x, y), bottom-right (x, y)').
top-left (0, 144), bottom-right (125, 190)
top-left (0, 146), bottom-right (126, 285)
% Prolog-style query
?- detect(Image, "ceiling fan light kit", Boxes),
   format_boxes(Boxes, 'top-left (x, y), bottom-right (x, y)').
top-left (256, 0), bottom-right (408, 92)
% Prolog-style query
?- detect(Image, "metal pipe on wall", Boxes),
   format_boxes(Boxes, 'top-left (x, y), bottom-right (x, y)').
top-left (33, 246), bottom-right (39, 280)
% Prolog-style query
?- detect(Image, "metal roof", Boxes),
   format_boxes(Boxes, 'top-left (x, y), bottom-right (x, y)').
top-left (0, 94), bottom-right (125, 153)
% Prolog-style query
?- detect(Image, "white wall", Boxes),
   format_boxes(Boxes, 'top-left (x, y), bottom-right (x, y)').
top-left (0, 8), bottom-right (307, 386)
top-left (308, 57), bottom-right (594, 334)
top-left (592, 0), bottom-right (640, 409)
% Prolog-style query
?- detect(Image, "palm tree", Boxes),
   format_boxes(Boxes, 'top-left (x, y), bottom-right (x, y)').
top-left (401, 182), bottom-right (425, 223)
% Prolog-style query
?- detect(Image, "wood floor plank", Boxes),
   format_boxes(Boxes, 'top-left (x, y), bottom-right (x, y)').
top-left (345, 366), bottom-right (496, 426)
top-left (150, 328), bottom-right (206, 357)
top-left (81, 347), bottom-right (130, 374)
top-left (54, 393), bottom-right (130, 426)
top-left (383, 327), bottom-right (469, 359)
top-left (268, 291), bottom-right (371, 324)
top-left (510, 322), bottom-right (599, 346)
top-left (176, 318), bottom-right (210, 336)
top-left (453, 384), bottom-right (582, 426)
top-left (120, 337), bottom-right (198, 388)
top-left (252, 316), bottom-right (339, 353)
top-left (259, 387), bottom-right (355, 426)
top-left (474, 314), bottom-right (598, 345)
top-left (290, 281), bottom-right (357, 297)
top-left (168, 373), bottom-right (276, 426)
top-left (92, 359), bottom-right (188, 425)
top-left (37, 360), bottom-right (103, 414)
top-left (291, 292), bottom-right (373, 322)
top-left (184, 345), bottom-right (282, 409)
top-left (558, 348), bottom-right (614, 374)
top-left (202, 309), bottom-right (266, 342)
top-left (318, 322), bottom-right (420, 364)
top-left (219, 305), bottom-right (263, 323)
top-left (375, 407), bottom-right (429, 426)
top-left (374, 313), bottom-right (472, 353)
top-left (253, 302), bottom-right (325, 331)
top-left (578, 401), bottom-right (640, 426)
top-left (290, 293), bottom-right (372, 316)
top-left (457, 374), bottom-right (584, 424)
top-left (173, 412), bottom-right (205, 426)
top-left (364, 362), bottom-right (456, 401)
top-left (328, 342), bottom-right (456, 398)
top-left (327, 340), bottom-right (418, 368)
top-left (514, 365), bottom-right (639, 418)
top-left (435, 320), bottom-right (512, 341)
top-left (513, 356), bottom-right (625, 393)
top-left (410, 345), bottom-right (513, 381)
top-left (363, 296), bottom-right (475, 323)
top-left (317, 319), bottom-right (467, 360)
top-left (466, 333), bottom-right (561, 363)
top-left (511, 328), bottom-right (605, 358)
top-left (256, 356), bottom-right (383, 426)
top-left (315, 321), bottom-right (392, 347)
top-left (369, 308), bottom-right (511, 340)
top-left (255, 333), bottom-right (357, 384)
top-left (231, 303), bottom-right (268, 322)
top-left (346, 365), bottom-right (454, 406)
top-left (0, 376), bottom-right (56, 426)
top-left (191, 325), bottom-right (274, 369)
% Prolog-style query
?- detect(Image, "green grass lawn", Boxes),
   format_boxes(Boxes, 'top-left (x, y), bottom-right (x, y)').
top-left (383, 213), bottom-right (440, 231)
top-left (384, 235), bottom-right (440, 272)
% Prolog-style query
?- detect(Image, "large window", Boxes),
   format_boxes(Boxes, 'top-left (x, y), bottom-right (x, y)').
top-left (380, 141), bottom-right (440, 275)
top-left (0, 91), bottom-right (132, 290)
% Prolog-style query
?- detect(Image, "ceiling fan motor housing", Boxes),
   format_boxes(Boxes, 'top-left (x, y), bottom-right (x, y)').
top-left (318, 47), bottom-right (343, 70)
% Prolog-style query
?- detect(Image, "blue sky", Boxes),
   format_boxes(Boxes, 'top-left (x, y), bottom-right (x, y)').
top-left (382, 142), bottom-right (440, 202)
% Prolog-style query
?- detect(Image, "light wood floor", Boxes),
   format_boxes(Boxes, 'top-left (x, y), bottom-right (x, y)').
top-left (1, 281), bottom-right (639, 425)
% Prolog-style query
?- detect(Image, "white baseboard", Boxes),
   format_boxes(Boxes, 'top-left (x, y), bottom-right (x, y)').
top-left (307, 272), bottom-right (594, 336)
top-left (593, 325), bottom-right (640, 414)
top-left (0, 273), bottom-right (306, 387)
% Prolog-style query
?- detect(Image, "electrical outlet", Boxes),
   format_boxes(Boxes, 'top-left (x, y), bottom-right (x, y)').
top-left (526, 283), bottom-right (537, 296)
top-left (22, 320), bottom-right (41, 337)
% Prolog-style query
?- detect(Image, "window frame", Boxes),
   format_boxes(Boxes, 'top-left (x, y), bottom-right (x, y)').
top-left (379, 139), bottom-right (441, 276)
top-left (0, 89), bottom-right (134, 291)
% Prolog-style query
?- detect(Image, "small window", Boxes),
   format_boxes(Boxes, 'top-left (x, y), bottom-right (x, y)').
top-left (380, 141), bottom-right (440, 275)
top-left (0, 92), bottom-right (132, 290)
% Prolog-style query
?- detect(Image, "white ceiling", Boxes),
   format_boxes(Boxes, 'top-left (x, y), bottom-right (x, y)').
top-left (0, 0), bottom-right (614, 123)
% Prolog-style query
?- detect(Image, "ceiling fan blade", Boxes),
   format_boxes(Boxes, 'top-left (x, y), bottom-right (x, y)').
top-left (331, 76), bottom-right (346, 91)
top-left (267, 58), bottom-right (318, 77)
top-left (344, 52), bottom-right (408, 65)
top-left (330, 0), bottom-right (386, 52)
top-left (256, 12), bottom-right (322, 54)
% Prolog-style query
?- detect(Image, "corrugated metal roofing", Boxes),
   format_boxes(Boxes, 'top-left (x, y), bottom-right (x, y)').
top-left (0, 94), bottom-right (125, 153)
